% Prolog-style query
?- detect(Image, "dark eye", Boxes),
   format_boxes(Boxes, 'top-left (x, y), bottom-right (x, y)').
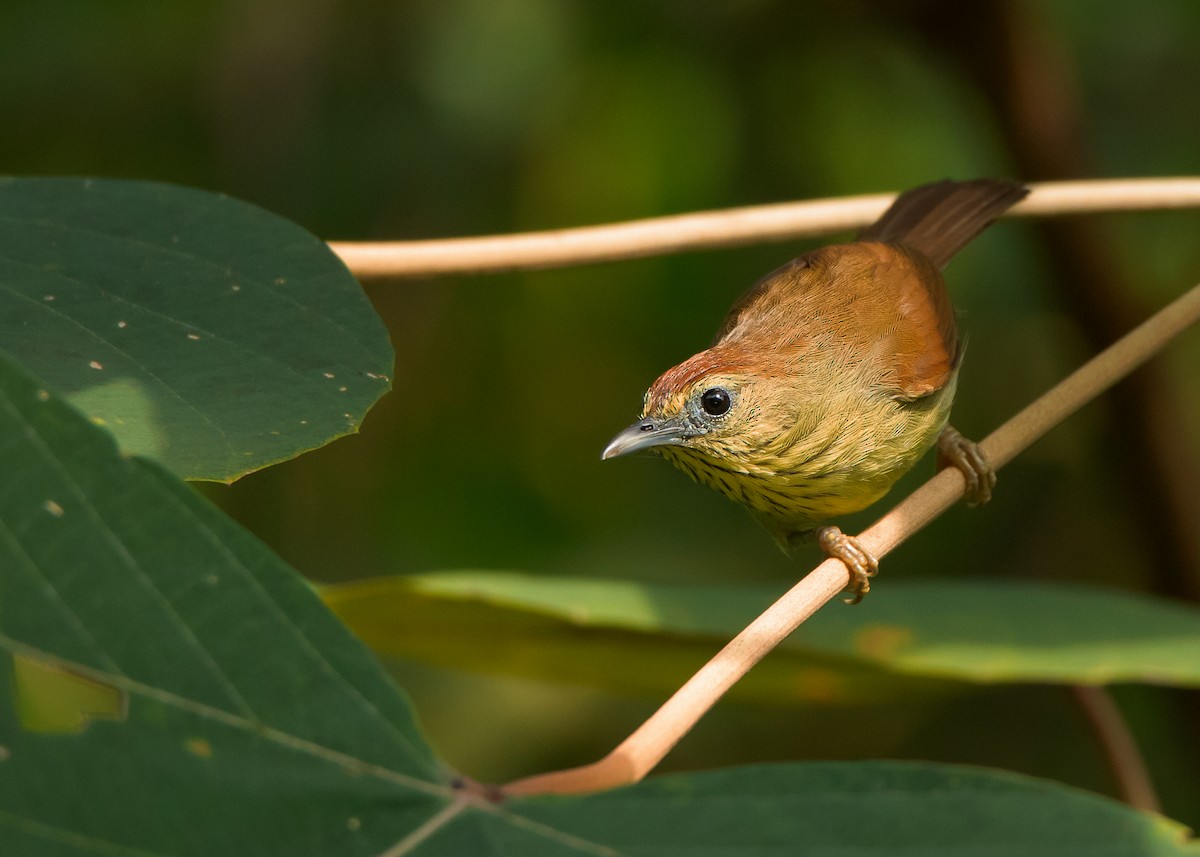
top-left (700, 387), bottom-right (731, 417)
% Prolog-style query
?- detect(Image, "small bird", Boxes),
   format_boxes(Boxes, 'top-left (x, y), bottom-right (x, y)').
top-left (603, 179), bottom-right (1028, 602)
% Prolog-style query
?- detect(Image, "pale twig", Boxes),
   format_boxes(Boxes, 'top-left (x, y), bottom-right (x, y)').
top-left (502, 283), bottom-right (1200, 797)
top-left (330, 177), bottom-right (1200, 278)
top-left (1068, 685), bottom-right (1161, 812)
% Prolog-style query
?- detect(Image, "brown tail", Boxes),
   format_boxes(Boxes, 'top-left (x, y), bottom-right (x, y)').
top-left (858, 178), bottom-right (1028, 269)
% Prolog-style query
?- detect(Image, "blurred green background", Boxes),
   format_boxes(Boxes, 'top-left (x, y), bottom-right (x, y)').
top-left (5, 0), bottom-right (1199, 823)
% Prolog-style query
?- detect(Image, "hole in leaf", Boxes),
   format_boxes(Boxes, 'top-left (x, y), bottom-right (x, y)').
top-left (12, 654), bottom-right (128, 734)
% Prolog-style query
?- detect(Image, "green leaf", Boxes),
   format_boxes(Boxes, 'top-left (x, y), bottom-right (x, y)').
top-left (1, 356), bottom-right (1193, 855)
top-left (325, 574), bottom-right (938, 705)
top-left (0, 352), bottom-right (443, 853)
top-left (322, 572), bottom-right (1200, 699)
top-left (0, 177), bottom-right (392, 481)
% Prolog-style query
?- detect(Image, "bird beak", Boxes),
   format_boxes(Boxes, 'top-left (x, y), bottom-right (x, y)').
top-left (602, 416), bottom-right (689, 460)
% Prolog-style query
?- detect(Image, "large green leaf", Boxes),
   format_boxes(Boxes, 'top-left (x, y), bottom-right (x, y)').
top-left (0, 177), bottom-right (392, 481)
top-left (322, 571), bottom-right (1200, 700)
top-left (0, 356), bottom-right (1194, 855)
top-left (0, 353), bottom-right (442, 852)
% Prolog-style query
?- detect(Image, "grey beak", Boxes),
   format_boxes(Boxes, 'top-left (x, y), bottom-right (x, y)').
top-left (602, 417), bottom-right (689, 460)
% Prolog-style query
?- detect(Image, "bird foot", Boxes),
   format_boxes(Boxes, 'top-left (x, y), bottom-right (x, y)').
top-left (937, 425), bottom-right (995, 507)
top-left (816, 526), bottom-right (879, 605)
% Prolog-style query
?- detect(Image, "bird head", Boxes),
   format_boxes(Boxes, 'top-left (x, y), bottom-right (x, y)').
top-left (602, 347), bottom-right (790, 467)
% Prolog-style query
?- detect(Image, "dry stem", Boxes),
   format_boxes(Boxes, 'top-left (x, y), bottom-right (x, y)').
top-left (1069, 685), bottom-right (1161, 812)
top-left (329, 177), bottom-right (1200, 278)
top-left (502, 282), bottom-right (1200, 797)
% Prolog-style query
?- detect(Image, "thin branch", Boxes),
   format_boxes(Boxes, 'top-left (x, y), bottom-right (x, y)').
top-left (502, 282), bottom-right (1200, 797)
top-left (330, 177), bottom-right (1200, 278)
top-left (1068, 685), bottom-right (1161, 812)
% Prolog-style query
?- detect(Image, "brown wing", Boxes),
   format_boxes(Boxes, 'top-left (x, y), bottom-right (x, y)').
top-left (871, 245), bottom-right (961, 399)
top-left (772, 243), bottom-right (958, 401)
top-left (713, 178), bottom-right (1024, 345)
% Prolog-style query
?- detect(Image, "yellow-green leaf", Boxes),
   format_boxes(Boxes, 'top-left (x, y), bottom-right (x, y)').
top-left (323, 571), bottom-right (1200, 697)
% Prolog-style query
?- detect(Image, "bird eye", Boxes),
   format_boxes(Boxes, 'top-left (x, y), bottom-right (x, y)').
top-left (699, 387), bottom-right (731, 417)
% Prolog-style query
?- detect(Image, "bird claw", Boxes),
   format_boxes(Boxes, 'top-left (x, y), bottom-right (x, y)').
top-left (817, 526), bottom-right (879, 605)
top-left (937, 426), bottom-right (995, 507)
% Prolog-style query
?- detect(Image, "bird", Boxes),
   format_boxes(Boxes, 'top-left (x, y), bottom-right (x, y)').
top-left (603, 179), bottom-right (1028, 602)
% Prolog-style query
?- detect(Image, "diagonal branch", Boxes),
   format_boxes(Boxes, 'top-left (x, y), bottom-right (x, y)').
top-left (329, 177), bottom-right (1200, 278)
top-left (501, 281), bottom-right (1200, 797)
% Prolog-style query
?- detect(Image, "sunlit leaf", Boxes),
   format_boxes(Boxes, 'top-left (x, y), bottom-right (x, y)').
top-left (323, 571), bottom-right (1200, 698)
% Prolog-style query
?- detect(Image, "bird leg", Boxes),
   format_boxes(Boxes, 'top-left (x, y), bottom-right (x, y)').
top-left (816, 526), bottom-right (879, 605)
top-left (937, 425), bottom-right (995, 507)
